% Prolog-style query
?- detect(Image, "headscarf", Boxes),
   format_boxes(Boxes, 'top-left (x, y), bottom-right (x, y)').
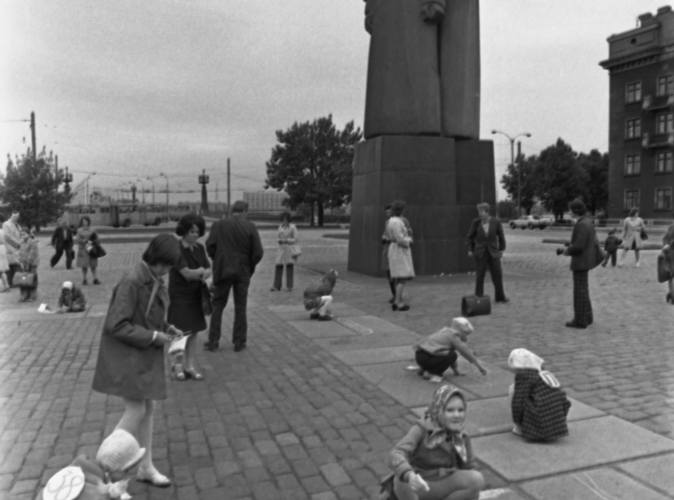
top-left (451, 317), bottom-right (474, 336)
top-left (508, 348), bottom-right (560, 388)
top-left (62, 281), bottom-right (73, 290)
top-left (421, 385), bottom-right (468, 462)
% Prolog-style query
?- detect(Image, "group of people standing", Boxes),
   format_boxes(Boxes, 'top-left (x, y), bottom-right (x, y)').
top-left (50, 215), bottom-right (102, 285)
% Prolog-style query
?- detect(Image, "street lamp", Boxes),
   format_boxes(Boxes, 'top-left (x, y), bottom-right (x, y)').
top-left (136, 178), bottom-right (146, 204)
top-left (159, 173), bottom-right (169, 222)
top-left (491, 130), bottom-right (532, 216)
top-left (146, 177), bottom-right (155, 204)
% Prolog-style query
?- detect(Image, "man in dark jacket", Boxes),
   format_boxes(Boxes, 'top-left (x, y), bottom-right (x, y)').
top-left (205, 201), bottom-right (264, 352)
top-left (563, 199), bottom-right (598, 329)
top-left (466, 202), bottom-right (508, 303)
top-left (50, 218), bottom-right (74, 269)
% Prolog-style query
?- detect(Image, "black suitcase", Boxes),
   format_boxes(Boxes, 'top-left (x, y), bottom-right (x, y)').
top-left (461, 295), bottom-right (491, 317)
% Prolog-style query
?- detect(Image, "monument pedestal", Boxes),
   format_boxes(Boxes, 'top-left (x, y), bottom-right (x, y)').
top-left (348, 135), bottom-right (495, 277)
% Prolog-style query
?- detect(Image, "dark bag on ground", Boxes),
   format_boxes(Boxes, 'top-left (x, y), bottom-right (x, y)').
top-left (461, 295), bottom-right (491, 317)
top-left (201, 282), bottom-right (213, 316)
top-left (641, 227), bottom-right (649, 240)
top-left (13, 271), bottom-right (36, 289)
top-left (657, 254), bottom-right (671, 283)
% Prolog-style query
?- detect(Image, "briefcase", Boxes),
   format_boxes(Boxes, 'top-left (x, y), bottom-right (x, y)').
top-left (13, 272), bottom-right (36, 289)
top-left (461, 295), bottom-right (491, 317)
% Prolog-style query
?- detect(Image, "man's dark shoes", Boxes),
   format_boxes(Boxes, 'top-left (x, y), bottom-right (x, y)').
top-left (234, 343), bottom-right (247, 352)
top-left (203, 341), bottom-right (219, 352)
top-left (310, 312), bottom-right (320, 320)
top-left (565, 321), bottom-right (587, 329)
top-left (317, 314), bottom-right (333, 321)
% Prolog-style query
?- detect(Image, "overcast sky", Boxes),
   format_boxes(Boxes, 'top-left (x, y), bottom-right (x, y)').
top-left (0, 1), bottom-right (666, 203)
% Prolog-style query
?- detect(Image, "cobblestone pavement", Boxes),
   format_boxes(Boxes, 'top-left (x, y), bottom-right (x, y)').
top-left (0, 226), bottom-right (673, 499)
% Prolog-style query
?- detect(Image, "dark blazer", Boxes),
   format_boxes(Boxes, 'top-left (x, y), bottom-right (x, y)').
top-left (566, 216), bottom-right (597, 271)
top-left (206, 214), bottom-right (264, 284)
top-left (51, 226), bottom-right (73, 250)
top-left (466, 217), bottom-right (506, 259)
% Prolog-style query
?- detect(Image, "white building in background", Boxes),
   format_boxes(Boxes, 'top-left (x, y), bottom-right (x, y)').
top-left (243, 190), bottom-right (288, 212)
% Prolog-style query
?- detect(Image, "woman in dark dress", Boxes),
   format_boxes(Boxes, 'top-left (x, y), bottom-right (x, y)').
top-left (168, 213), bottom-right (211, 381)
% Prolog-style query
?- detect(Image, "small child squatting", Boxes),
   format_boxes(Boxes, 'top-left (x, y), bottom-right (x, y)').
top-left (303, 269), bottom-right (338, 321)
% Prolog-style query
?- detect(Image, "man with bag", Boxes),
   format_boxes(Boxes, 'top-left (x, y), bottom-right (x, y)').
top-left (50, 218), bottom-right (74, 269)
top-left (562, 199), bottom-right (600, 329)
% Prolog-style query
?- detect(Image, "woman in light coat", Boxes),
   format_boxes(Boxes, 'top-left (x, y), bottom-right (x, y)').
top-left (386, 200), bottom-right (415, 311)
top-left (619, 207), bottom-right (646, 267)
top-left (271, 212), bottom-right (298, 291)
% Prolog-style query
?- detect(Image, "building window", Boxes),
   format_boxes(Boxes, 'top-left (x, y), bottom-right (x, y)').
top-left (657, 75), bottom-right (674, 96)
top-left (655, 188), bottom-right (672, 210)
top-left (625, 82), bottom-right (642, 103)
top-left (624, 190), bottom-right (640, 210)
top-left (656, 151), bottom-right (673, 173)
top-left (656, 113), bottom-right (674, 134)
top-left (624, 154), bottom-right (641, 175)
top-left (625, 118), bottom-right (641, 139)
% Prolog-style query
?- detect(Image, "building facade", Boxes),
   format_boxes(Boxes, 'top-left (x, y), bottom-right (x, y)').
top-left (600, 6), bottom-right (674, 219)
top-left (243, 190), bottom-right (288, 212)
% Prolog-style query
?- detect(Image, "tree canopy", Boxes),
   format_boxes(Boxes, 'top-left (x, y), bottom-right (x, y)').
top-left (265, 115), bottom-right (362, 226)
top-left (500, 153), bottom-right (538, 215)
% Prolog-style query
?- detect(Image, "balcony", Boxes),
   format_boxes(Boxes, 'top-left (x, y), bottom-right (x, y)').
top-left (642, 132), bottom-right (674, 150)
top-left (642, 95), bottom-right (674, 113)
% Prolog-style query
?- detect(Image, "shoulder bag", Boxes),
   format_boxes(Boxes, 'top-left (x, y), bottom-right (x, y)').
top-left (640, 226), bottom-right (649, 241)
top-left (201, 282), bottom-right (213, 316)
top-left (13, 271), bottom-right (36, 289)
top-left (291, 245), bottom-right (302, 257)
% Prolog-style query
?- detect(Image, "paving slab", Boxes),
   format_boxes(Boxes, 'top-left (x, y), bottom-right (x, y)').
top-left (0, 308), bottom-right (87, 322)
top-left (447, 361), bottom-right (513, 399)
top-left (474, 416), bottom-right (674, 482)
top-left (478, 489), bottom-right (529, 500)
top-left (86, 304), bottom-right (108, 318)
top-left (288, 320), bottom-right (361, 339)
top-left (335, 315), bottom-right (412, 335)
top-left (270, 305), bottom-right (367, 322)
top-left (313, 331), bottom-right (421, 352)
top-left (352, 361), bottom-right (478, 408)
top-left (332, 346), bottom-right (413, 366)
top-left (520, 467), bottom-right (671, 500)
top-left (616, 453), bottom-right (674, 497)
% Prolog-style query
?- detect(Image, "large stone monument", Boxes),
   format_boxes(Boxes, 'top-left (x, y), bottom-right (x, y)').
top-left (348, 0), bottom-right (495, 276)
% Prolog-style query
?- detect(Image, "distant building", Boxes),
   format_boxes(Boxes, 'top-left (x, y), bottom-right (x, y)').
top-left (243, 190), bottom-right (288, 212)
top-left (600, 6), bottom-right (674, 219)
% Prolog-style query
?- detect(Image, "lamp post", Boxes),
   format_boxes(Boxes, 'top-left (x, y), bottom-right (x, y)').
top-left (136, 178), bottom-right (146, 204)
top-left (159, 173), bottom-right (169, 222)
top-left (146, 177), bottom-right (155, 204)
top-left (491, 130), bottom-right (532, 216)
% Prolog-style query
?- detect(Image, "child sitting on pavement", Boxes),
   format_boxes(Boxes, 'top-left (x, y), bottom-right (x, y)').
top-left (408, 317), bottom-right (488, 383)
top-left (383, 385), bottom-right (484, 500)
top-left (508, 348), bottom-right (571, 442)
top-left (56, 281), bottom-right (87, 313)
top-left (303, 269), bottom-right (338, 321)
top-left (601, 228), bottom-right (622, 267)
top-left (39, 429), bottom-right (145, 500)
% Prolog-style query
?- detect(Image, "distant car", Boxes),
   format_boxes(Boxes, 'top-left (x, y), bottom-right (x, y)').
top-left (509, 215), bottom-right (549, 230)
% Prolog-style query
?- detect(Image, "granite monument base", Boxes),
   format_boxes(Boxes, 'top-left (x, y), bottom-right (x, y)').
top-left (348, 135), bottom-right (495, 277)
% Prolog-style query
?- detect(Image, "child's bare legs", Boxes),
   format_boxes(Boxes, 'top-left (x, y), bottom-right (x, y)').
top-left (91, 267), bottom-right (100, 283)
top-left (81, 268), bottom-right (88, 284)
top-left (184, 333), bottom-right (203, 379)
top-left (507, 384), bottom-right (523, 435)
top-left (395, 281), bottom-right (406, 307)
top-left (619, 248), bottom-right (628, 267)
top-left (394, 470), bottom-right (484, 500)
top-left (634, 249), bottom-right (640, 267)
top-left (115, 398), bottom-right (165, 479)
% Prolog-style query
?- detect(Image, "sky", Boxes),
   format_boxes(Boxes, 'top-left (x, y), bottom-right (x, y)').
top-left (0, 0), bottom-right (667, 204)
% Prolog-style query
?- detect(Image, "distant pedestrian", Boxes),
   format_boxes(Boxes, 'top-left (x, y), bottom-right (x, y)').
top-left (0, 215), bottom-right (9, 292)
top-left (508, 348), bottom-right (571, 441)
top-left (562, 199), bottom-right (598, 329)
top-left (205, 200), bottom-right (264, 352)
top-left (76, 216), bottom-right (101, 285)
top-left (386, 200), bottom-right (414, 311)
top-left (2, 211), bottom-right (22, 287)
top-left (18, 225), bottom-right (39, 302)
top-left (381, 204), bottom-right (397, 303)
top-left (466, 202), bottom-right (508, 303)
top-left (56, 281), bottom-right (86, 313)
top-left (601, 228), bottom-right (621, 267)
top-left (619, 207), bottom-right (646, 268)
top-left (92, 233), bottom-right (183, 489)
top-left (271, 212), bottom-right (298, 292)
top-left (168, 213), bottom-right (211, 381)
top-left (662, 212), bottom-right (674, 304)
top-left (50, 217), bottom-right (74, 269)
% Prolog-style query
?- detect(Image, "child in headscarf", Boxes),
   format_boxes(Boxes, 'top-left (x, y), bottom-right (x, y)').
top-left (409, 318), bottom-right (488, 383)
top-left (57, 281), bottom-right (87, 313)
top-left (508, 348), bottom-right (571, 442)
top-left (385, 385), bottom-right (484, 500)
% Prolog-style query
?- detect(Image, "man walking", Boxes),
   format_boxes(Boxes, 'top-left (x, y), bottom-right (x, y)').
top-left (205, 201), bottom-right (264, 352)
top-left (563, 199), bottom-right (598, 329)
top-left (50, 218), bottom-right (74, 269)
top-left (466, 202), bottom-right (509, 303)
top-left (2, 212), bottom-right (22, 287)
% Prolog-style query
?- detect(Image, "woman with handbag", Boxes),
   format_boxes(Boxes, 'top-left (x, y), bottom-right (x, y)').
top-left (76, 216), bottom-right (101, 285)
top-left (92, 233), bottom-right (184, 488)
top-left (18, 225), bottom-right (39, 302)
top-left (167, 213), bottom-right (211, 381)
top-left (386, 200), bottom-right (415, 311)
top-left (619, 207), bottom-right (646, 268)
top-left (271, 212), bottom-right (299, 292)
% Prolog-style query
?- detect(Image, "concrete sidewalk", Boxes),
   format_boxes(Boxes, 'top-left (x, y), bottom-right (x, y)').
top-left (1, 228), bottom-right (674, 499)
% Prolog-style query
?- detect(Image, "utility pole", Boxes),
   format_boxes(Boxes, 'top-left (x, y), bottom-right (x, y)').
top-left (30, 111), bottom-right (36, 165)
top-left (199, 169), bottom-right (210, 214)
top-left (517, 141), bottom-right (522, 216)
top-left (227, 158), bottom-right (231, 217)
top-left (55, 155), bottom-right (59, 206)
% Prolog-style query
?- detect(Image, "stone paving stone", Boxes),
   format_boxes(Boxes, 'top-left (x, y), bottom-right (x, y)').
top-left (319, 463), bottom-right (351, 487)
top-left (474, 416), bottom-right (674, 482)
top-left (332, 346), bottom-right (413, 366)
top-left (476, 489), bottom-right (529, 500)
top-left (288, 320), bottom-right (361, 339)
top-left (615, 452), bottom-right (674, 497)
top-left (520, 467), bottom-right (670, 500)
top-left (335, 315), bottom-right (413, 335)
top-left (313, 331), bottom-right (421, 353)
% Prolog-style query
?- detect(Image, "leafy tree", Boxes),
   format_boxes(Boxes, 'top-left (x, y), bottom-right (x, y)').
top-left (2, 148), bottom-right (72, 230)
top-left (578, 149), bottom-right (609, 215)
top-left (497, 200), bottom-right (518, 220)
top-left (265, 115), bottom-right (362, 226)
top-left (500, 153), bottom-right (538, 215)
top-left (531, 139), bottom-right (588, 220)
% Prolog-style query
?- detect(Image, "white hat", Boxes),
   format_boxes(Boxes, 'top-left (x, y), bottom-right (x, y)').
top-left (62, 281), bottom-right (73, 290)
top-left (451, 317), bottom-right (474, 335)
top-left (96, 429), bottom-right (145, 472)
top-left (508, 348), bottom-right (544, 370)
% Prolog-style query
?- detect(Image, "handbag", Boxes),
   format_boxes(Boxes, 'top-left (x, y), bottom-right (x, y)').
top-left (461, 295), bottom-right (491, 317)
top-left (201, 282), bottom-right (213, 316)
top-left (657, 254), bottom-right (671, 283)
top-left (291, 245), bottom-right (302, 257)
top-left (87, 241), bottom-right (106, 258)
top-left (640, 227), bottom-right (649, 240)
top-left (13, 271), bottom-right (36, 289)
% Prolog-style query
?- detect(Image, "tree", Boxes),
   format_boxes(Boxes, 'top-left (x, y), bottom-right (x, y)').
top-left (531, 138), bottom-right (588, 220)
top-left (500, 153), bottom-right (538, 215)
top-left (265, 115), bottom-right (362, 226)
top-left (578, 149), bottom-right (609, 216)
top-left (2, 148), bottom-right (72, 230)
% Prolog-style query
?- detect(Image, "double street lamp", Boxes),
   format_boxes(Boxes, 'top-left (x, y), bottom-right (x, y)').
top-left (491, 130), bottom-right (532, 216)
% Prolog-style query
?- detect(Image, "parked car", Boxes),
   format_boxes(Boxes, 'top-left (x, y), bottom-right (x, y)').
top-left (509, 215), bottom-right (549, 230)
